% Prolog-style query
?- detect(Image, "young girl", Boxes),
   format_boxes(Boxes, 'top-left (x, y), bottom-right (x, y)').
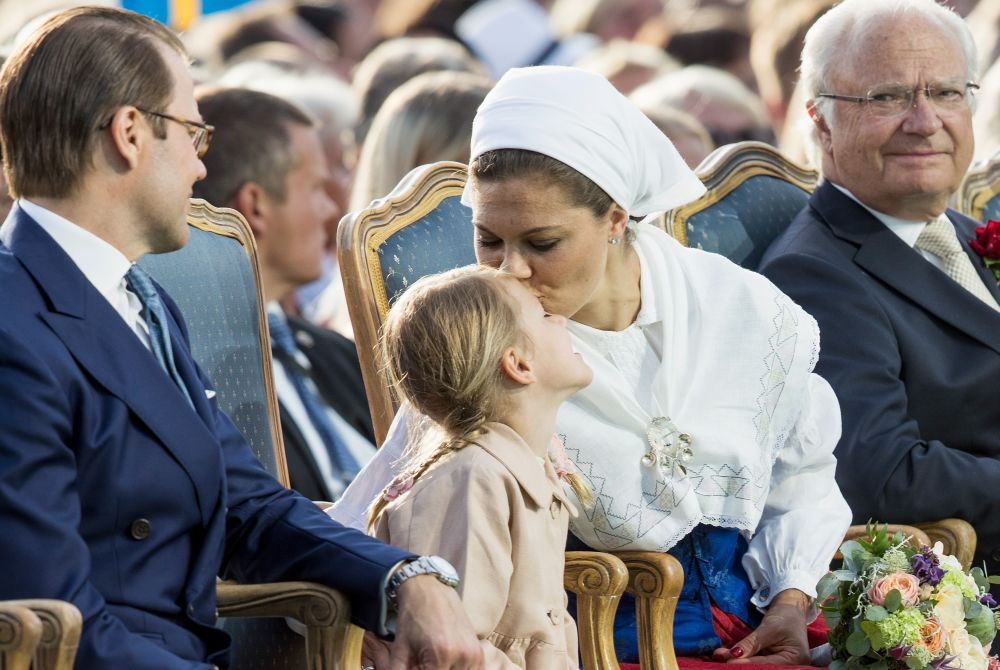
top-left (369, 265), bottom-right (593, 669)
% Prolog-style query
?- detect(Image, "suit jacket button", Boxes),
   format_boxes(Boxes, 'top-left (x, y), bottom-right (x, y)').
top-left (547, 608), bottom-right (561, 625)
top-left (991, 550), bottom-right (1000, 564)
top-left (129, 518), bottom-right (151, 540)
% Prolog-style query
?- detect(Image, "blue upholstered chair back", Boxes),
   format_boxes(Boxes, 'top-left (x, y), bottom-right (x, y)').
top-left (661, 142), bottom-right (818, 269)
top-left (957, 150), bottom-right (1000, 223)
top-left (139, 200), bottom-right (319, 669)
top-left (137, 200), bottom-right (286, 483)
top-left (338, 161), bottom-right (473, 442)
top-left (378, 195), bottom-right (476, 307)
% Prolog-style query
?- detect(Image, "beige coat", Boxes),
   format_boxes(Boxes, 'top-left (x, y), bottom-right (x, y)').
top-left (374, 422), bottom-right (579, 669)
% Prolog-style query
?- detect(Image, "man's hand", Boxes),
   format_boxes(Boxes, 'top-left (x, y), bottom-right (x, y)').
top-left (712, 588), bottom-right (811, 665)
top-left (388, 574), bottom-right (484, 669)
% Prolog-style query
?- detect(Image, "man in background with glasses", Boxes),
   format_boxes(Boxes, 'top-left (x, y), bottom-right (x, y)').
top-left (0, 6), bottom-right (482, 669)
top-left (760, 0), bottom-right (1000, 574)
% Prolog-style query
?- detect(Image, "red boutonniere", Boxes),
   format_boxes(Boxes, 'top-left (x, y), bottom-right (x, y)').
top-left (970, 219), bottom-right (1000, 283)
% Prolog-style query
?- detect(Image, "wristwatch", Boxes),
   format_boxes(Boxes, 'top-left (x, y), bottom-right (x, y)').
top-left (386, 555), bottom-right (460, 611)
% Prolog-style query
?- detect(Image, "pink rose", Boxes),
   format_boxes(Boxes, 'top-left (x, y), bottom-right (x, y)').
top-left (868, 573), bottom-right (921, 606)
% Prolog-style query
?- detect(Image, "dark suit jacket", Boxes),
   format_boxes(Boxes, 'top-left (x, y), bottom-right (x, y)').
top-left (278, 316), bottom-right (374, 501)
top-left (0, 208), bottom-right (412, 669)
top-left (759, 181), bottom-right (1000, 569)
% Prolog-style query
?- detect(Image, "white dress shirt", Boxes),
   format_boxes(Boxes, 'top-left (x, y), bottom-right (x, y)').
top-left (831, 183), bottom-right (946, 271)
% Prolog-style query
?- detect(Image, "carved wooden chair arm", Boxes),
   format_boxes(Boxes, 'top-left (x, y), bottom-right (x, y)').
top-left (0, 602), bottom-right (43, 670)
top-left (914, 518), bottom-right (977, 570)
top-left (565, 551), bottom-right (629, 670)
top-left (216, 580), bottom-right (362, 670)
top-left (613, 550), bottom-right (684, 670)
top-left (7, 599), bottom-right (82, 670)
top-left (841, 524), bottom-right (932, 557)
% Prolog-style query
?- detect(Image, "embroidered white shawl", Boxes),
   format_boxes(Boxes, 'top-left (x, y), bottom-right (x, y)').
top-left (559, 222), bottom-right (820, 552)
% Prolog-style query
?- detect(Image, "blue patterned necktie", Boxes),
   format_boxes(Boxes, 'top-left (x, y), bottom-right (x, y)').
top-left (125, 265), bottom-right (194, 407)
top-left (267, 311), bottom-right (360, 484)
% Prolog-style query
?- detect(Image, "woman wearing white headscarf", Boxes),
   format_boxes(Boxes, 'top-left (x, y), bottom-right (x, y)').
top-left (332, 66), bottom-right (850, 665)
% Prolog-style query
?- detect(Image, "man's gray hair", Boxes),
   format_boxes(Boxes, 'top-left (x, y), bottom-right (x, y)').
top-left (801, 0), bottom-right (978, 123)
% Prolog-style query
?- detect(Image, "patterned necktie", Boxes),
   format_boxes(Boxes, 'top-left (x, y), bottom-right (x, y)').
top-left (125, 265), bottom-right (195, 406)
top-left (915, 215), bottom-right (1000, 310)
top-left (267, 312), bottom-right (360, 484)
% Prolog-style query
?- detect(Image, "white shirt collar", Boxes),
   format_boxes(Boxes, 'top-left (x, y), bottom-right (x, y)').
top-left (830, 183), bottom-right (927, 248)
top-left (16, 198), bottom-right (133, 299)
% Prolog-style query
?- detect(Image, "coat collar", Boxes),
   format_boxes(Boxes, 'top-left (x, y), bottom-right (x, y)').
top-left (811, 181), bottom-right (1000, 355)
top-left (6, 208), bottom-right (222, 524)
top-left (475, 422), bottom-right (575, 513)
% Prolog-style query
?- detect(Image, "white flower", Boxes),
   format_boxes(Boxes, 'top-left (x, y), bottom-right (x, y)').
top-left (933, 541), bottom-right (964, 572)
top-left (935, 583), bottom-right (967, 630)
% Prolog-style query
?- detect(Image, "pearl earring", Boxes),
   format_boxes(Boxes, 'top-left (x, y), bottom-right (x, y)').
top-left (610, 237), bottom-right (620, 246)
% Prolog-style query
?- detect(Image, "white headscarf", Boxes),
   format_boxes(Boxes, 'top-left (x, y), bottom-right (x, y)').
top-left (460, 65), bottom-right (706, 221)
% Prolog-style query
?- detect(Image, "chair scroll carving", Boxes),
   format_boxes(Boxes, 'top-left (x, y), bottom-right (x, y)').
top-left (0, 603), bottom-right (42, 670)
top-left (8, 599), bottom-right (82, 670)
top-left (614, 552), bottom-right (684, 670)
top-left (216, 581), bottom-right (362, 670)
top-left (565, 552), bottom-right (630, 670)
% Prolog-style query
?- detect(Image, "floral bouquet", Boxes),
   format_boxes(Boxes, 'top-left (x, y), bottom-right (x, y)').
top-left (819, 525), bottom-right (1000, 670)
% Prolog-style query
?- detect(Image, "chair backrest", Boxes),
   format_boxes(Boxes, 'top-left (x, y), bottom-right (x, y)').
top-left (956, 149), bottom-right (1000, 223)
top-left (338, 161), bottom-right (474, 443)
top-left (660, 141), bottom-right (818, 269)
top-left (139, 200), bottom-right (318, 669)
top-left (137, 199), bottom-right (288, 486)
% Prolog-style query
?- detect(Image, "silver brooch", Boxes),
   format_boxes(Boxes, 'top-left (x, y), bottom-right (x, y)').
top-left (642, 416), bottom-right (693, 478)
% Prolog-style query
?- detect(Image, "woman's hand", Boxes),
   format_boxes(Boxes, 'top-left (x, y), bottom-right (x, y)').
top-left (712, 588), bottom-right (811, 665)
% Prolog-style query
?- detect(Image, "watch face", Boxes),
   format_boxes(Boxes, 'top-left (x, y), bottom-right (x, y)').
top-left (425, 556), bottom-right (460, 586)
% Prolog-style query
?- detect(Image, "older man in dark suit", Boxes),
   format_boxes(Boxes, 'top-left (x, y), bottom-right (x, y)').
top-left (0, 8), bottom-right (481, 668)
top-left (759, 0), bottom-right (1000, 569)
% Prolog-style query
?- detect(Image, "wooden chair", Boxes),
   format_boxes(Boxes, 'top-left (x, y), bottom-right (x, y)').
top-left (0, 603), bottom-right (42, 670)
top-left (956, 147), bottom-right (1000, 223)
top-left (137, 199), bottom-right (362, 670)
top-left (338, 162), bottom-right (667, 670)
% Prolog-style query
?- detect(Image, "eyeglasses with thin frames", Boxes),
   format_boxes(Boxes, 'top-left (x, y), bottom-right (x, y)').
top-left (815, 80), bottom-right (979, 118)
top-left (137, 108), bottom-right (214, 158)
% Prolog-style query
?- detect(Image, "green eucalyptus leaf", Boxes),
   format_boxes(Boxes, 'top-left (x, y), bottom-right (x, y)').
top-left (819, 573), bottom-right (841, 602)
top-left (865, 605), bottom-right (889, 622)
top-left (884, 589), bottom-right (902, 613)
top-left (833, 569), bottom-right (858, 582)
top-left (824, 609), bottom-right (842, 629)
top-left (846, 631), bottom-right (871, 657)
top-left (829, 660), bottom-right (847, 670)
top-left (966, 600), bottom-right (984, 619)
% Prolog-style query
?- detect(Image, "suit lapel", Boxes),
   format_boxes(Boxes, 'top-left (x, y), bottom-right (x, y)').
top-left (8, 210), bottom-right (221, 524)
top-left (813, 183), bottom-right (1000, 356)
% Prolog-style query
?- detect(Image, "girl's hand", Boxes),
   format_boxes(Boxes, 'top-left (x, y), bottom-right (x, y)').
top-left (712, 588), bottom-right (811, 665)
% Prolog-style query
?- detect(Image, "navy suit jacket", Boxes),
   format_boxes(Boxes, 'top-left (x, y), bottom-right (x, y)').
top-left (759, 182), bottom-right (1000, 569)
top-left (0, 208), bottom-right (412, 669)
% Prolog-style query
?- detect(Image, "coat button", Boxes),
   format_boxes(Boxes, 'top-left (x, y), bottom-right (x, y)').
top-left (547, 608), bottom-right (561, 625)
top-left (129, 518), bottom-right (151, 540)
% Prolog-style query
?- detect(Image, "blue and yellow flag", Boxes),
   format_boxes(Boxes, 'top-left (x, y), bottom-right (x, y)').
top-left (121, 0), bottom-right (250, 30)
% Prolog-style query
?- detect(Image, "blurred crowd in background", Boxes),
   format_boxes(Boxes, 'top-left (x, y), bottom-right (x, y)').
top-left (0, 0), bottom-right (998, 339)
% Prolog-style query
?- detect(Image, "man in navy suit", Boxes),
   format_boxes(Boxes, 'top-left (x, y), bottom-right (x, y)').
top-left (0, 7), bottom-right (482, 669)
top-left (759, 0), bottom-right (1000, 569)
